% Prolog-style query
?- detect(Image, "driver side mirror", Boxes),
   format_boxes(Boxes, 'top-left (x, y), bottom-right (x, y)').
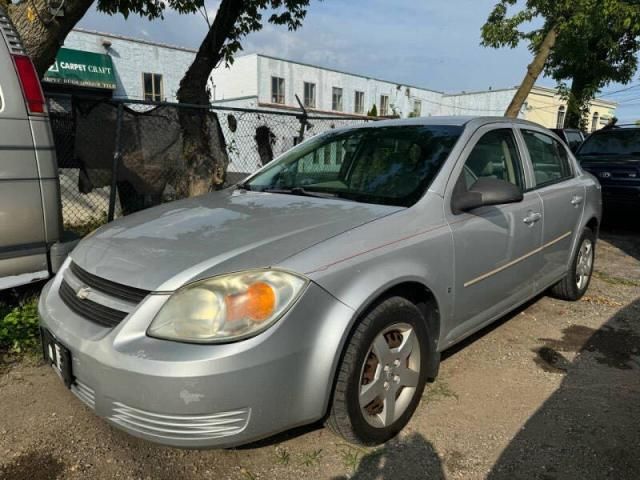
top-left (452, 177), bottom-right (523, 213)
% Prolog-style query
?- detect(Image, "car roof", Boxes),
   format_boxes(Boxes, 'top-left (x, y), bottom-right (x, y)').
top-left (335, 116), bottom-right (548, 132)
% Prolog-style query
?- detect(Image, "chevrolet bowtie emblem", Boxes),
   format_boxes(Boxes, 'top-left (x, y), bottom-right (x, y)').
top-left (76, 286), bottom-right (91, 300)
top-left (600, 172), bottom-right (611, 178)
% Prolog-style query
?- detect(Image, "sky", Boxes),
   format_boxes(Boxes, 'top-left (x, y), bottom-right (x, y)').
top-left (77, 0), bottom-right (640, 122)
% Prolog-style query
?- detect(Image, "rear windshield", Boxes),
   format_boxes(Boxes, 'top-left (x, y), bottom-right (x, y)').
top-left (579, 129), bottom-right (640, 157)
top-left (244, 125), bottom-right (463, 207)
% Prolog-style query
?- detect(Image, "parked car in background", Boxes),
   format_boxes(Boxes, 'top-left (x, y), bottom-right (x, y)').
top-left (576, 125), bottom-right (640, 209)
top-left (39, 116), bottom-right (600, 448)
top-left (551, 128), bottom-right (585, 153)
top-left (0, 8), bottom-right (76, 290)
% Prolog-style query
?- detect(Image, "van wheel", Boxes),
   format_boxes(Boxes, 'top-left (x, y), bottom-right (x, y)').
top-left (550, 227), bottom-right (595, 301)
top-left (326, 297), bottom-right (429, 446)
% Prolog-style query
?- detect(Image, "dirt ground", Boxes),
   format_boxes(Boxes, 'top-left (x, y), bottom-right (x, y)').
top-left (1, 222), bottom-right (639, 480)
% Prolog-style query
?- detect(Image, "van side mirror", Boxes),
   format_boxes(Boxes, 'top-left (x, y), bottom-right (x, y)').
top-left (452, 177), bottom-right (523, 213)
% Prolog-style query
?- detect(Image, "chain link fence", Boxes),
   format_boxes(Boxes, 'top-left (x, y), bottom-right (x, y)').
top-left (46, 94), bottom-right (375, 235)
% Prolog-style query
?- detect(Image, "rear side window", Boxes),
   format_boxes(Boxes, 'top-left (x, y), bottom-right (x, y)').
top-left (522, 130), bottom-right (573, 187)
top-left (461, 129), bottom-right (524, 190)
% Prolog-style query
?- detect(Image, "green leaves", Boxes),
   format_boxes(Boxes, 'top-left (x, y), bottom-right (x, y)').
top-left (0, 298), bottom-right (40, 355)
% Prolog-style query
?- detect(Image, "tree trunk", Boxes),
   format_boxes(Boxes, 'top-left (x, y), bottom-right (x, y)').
top-left (7, 0), bottom-right (95, 77)
top-left (565, 75), bottom-right (589, 130)
top-left (175, 0), bottom-right (245, 196)
top-left (505, 26), bottom-right (559, 118)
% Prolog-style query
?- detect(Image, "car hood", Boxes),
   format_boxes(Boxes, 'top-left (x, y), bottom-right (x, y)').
top-left (578, 154), bottom-right (640, 167)
top-left (70, 189), bottom-right (401, 291)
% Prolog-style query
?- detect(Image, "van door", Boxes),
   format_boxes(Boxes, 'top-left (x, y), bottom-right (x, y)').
top-left (445, 125), bottom-right (543, 345)
top-left (0, 32), bottom-right (48, 284)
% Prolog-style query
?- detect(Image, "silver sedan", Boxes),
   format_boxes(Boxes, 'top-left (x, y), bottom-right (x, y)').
top-left (39, 117), bottom-right (601, 448)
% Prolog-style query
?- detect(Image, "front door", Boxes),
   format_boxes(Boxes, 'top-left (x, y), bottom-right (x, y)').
top-left (445, 126), bottom-right (543, 345)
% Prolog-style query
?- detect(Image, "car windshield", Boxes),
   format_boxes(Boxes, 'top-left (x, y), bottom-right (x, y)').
top-left (579, 129), bottom-right (640, 157)
top-left (243, 125), bottom-right (463, 207)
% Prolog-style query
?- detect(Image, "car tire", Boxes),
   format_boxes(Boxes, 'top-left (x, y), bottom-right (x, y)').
top-left (550, 227), bottom-right (596, 301)
top-left (326, 296), bottom-right (430, 446)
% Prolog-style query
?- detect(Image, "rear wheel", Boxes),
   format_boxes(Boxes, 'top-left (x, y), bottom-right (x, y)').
top-left (326, 297), bottom-right (429, 446)
top-left (550, 227), bottom-right (595, 301)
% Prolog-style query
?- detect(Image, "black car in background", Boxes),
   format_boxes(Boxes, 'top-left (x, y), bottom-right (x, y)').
top-left (576, 126), bottom-right (640, 209)
top-left (551, 128), bottom-right (585, 153)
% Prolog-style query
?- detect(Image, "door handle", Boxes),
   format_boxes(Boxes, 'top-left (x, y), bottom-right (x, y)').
top-left (523, 212), bottom-right (542, 225)
top-left (571, 195), bottom-right (584, 206)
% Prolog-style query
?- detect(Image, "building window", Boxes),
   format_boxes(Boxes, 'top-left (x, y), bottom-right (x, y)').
top-left (271, 76), bottom-right (285, 104)
top-left (332, 87), bottom-right (343, 111)
top-left (591, 112), bottom-right (599, 132)
top-left (413, 100), bottom-right (422, 117)
top-left (556, 105), bottom-right (566, 129)
top-left (354, 91), bottom-right (365, 114)
top-left (143, 73), bottom-right (163, 102)
top-left (380, 95), bottom-right (389, 116)
top-left (303, 82), bottom-right (316, 108)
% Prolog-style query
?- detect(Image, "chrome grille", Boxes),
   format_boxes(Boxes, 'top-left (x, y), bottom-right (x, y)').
top-left (70, 262), bottom-right (150, 303)
top-left (109, 402), bottom-right (251, 441)
top-left (59, 280), bottom-right (128, 328)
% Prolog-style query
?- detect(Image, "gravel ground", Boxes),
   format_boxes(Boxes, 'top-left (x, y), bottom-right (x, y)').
top-left (1, 223), bottom-right (638, 480)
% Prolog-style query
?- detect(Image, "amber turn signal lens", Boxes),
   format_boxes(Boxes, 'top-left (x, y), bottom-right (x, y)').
top-left (225, 282), bottom-right (276, 323)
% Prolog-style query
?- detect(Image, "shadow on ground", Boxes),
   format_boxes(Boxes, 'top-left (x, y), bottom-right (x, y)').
top-left (0, 452), bottom-right (64, 480)
top-left (488, 297), bottom-right (640, 479)
top-left (600, 206), bottom-right (640, 262)
top-left (332, 433), bottom-right (444, 480)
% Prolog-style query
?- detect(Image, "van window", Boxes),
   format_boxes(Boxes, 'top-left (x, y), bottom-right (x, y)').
top-left (461, 129), bottom-right (524, 190)
top-left (522, 130), bottom-right (573, 187)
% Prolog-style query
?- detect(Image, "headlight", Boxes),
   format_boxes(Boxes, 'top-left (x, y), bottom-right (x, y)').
top-left (147, 270), bottom-right (307, 343)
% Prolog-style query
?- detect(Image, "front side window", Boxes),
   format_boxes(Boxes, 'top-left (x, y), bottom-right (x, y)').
top-left (380, 95), bottom-right (389, 116)
top-left (332, 87), bottom-right (343, 111)
top-left (303, 82), bottom-right (316, 108)
top-left (461, 129), bottom-right (524, 190)
top-left (522, 130), bottom-right (573, 187)
top-left (354, 91), bottom-right (365, 114)
top-left (272, 76), bottom-right (285, 104)
top-left (143, 73), bottom-right (163, 102)
top-left (245, 125), bottom-right (463, 207)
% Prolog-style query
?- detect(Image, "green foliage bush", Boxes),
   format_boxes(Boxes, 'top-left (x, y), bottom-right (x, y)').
top-left (0, 298), bottom-right (40, 354)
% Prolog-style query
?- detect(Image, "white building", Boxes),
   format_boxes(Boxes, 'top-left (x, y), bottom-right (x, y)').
top-left (211, 53), bottom-right (444, 118)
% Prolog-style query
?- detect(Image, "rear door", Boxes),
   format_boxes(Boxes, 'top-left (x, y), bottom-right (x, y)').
top-left (445, 124), bottom-right (543, 343)
top-left (0, 14), bottom-right (48, 280)
top-left (517, 128), bottom-right (584, 289)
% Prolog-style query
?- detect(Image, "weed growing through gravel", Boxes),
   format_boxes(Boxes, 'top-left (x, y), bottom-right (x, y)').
top-left (593, 270), bottom-right (640, 288)
top-left (300, 448), bottom-right (322, 466)
top-left (424, 380), bottom-right (459, 402)
top-left (274, 446), bottom-right (290, 465)
top-left (0, 297), bottom-right (40, 355)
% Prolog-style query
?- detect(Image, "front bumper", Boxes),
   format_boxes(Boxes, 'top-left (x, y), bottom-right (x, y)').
top-left (38, 273), bottom-right (354, 448)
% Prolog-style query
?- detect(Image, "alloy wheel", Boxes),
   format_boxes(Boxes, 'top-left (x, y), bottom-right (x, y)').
top-left (576, 238), bottom-right (594, 290)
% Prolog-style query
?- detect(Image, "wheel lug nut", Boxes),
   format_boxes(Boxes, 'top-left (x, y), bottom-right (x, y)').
top-left (383, 365), bottom-right (391, 372)
top-left (383, 381), bottom-right (390, 390)
top-left (393, 359), bottom-right (400, 367)
top-left (393, 375), bottom-right (400, 383)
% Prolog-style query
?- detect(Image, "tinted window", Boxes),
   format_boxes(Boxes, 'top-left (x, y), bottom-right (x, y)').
top-left (462, 129), bottom-right (524, 190)
top-left (579, 129), bottom-right (640, 156)
top-left (565, 131), bottom-right (583, 151)
top-left (522, 130), bottom-right (573, 187)
top-left (246, 125), bottom-right (463, 207)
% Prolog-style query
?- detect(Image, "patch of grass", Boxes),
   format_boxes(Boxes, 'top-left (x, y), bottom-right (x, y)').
top-left (338, 446), bottom-right (361, 473)
top-left (0, 297), bottom-right (40, 355)
top-left (274, 446), bottom-right (290, 466)
top-left (240, 467), bottom-right (257, 480)
top-left (64, 212), bottom-right (108, 238)
top-left (300, 448), bottom-right (322, 467)
top-left (424, 380), bottom-right (459, 402)
top-left (593, 270), bottom-right (640, 288)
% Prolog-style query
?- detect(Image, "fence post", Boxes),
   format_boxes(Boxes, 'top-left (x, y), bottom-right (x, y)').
top-left (295, 94), bottom-right (309, 144)
top-left (107, 103), bottom-right (124, 222)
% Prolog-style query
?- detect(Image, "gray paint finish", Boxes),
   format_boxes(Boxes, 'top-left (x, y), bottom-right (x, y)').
top-left (40, 116), bottom-right (602, 448)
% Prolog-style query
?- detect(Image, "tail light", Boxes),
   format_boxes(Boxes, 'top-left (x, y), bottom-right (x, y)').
top-left (11, 54), bottom-right (46, 115)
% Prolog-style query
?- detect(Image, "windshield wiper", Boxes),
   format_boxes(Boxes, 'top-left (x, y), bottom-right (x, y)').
top-left (262, 187), bottom-right (338, 199)
top-left (236, 182), bottom-right (252, 191)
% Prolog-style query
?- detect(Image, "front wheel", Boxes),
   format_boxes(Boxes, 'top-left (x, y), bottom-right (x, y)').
top-left (550, 227), bottom-right (596, 301)
top-left (326, 297), bottom-right (430, 446)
